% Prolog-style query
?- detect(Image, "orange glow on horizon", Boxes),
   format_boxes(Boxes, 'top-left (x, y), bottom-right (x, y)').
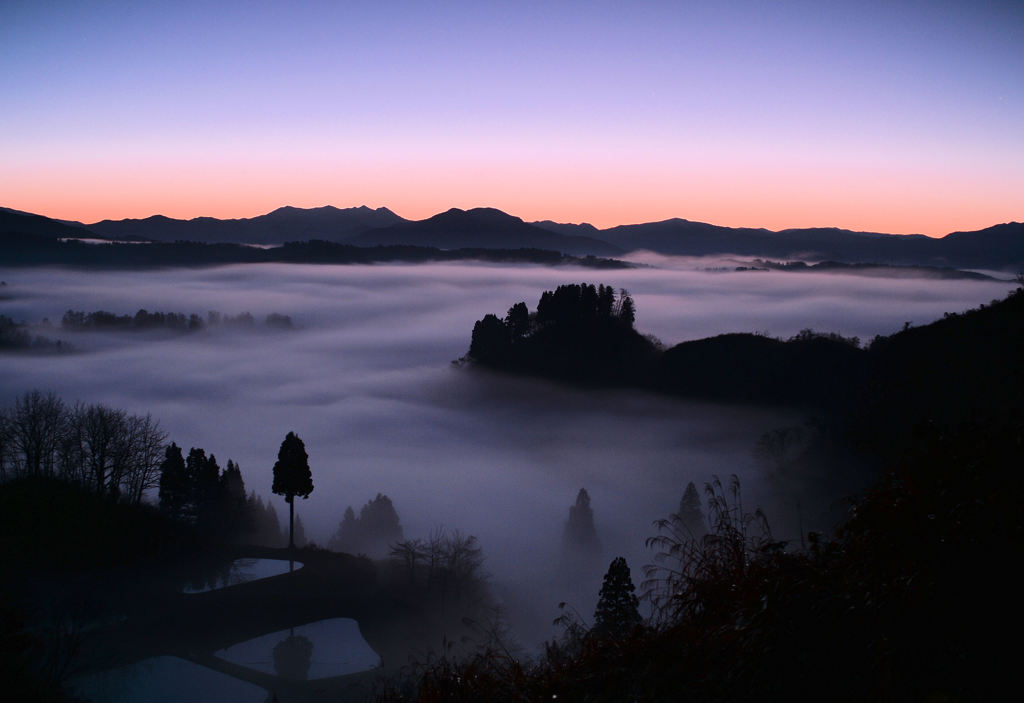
top-left (3, 155), bottom-right (1019, 237)
top-left (9, 195), bottom-right (1018, 239)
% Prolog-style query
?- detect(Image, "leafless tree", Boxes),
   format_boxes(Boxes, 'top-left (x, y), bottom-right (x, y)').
top-left (10, 390), bottom-right (66, 477)
top-left (2, 391), bottom-right (167, 503)
top-left (390, 538), bottom-right (426, 584)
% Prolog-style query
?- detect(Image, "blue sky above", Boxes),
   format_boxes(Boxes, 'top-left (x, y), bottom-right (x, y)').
top-left (2, 0), bottom-right (1021, 232)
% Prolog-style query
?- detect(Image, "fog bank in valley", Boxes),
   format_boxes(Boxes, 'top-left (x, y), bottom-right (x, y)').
top-left (1, 261), bottom-right (1015, 646)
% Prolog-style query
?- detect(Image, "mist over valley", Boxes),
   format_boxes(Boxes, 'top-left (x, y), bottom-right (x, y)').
top-left (2, 260), bottom-right (1017, 657)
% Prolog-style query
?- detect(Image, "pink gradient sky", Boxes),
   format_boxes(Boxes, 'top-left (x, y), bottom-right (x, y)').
top-left (2, 1), bottom-right (1021, 235)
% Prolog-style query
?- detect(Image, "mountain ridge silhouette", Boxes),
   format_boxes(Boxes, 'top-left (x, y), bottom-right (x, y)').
top-left (3, 205), bottom-right (1021, 269)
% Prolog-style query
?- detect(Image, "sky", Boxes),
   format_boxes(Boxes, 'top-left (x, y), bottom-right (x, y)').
top-left (2, 0), bottom-right (1021, 234)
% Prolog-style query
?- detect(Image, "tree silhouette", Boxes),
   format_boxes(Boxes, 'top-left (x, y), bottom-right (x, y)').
top-left (358, 493), bottom-right (403, 553)
top-left (247, 492), bottom-right (283, 546)
top-left (219, 459), bottom-right (248, 539)
top-left (563, 487), bottom-right (600, 553)
top-left (505, 301), bottom-right (530, 339)
top-left (617, 289), bottom-right (636, 327)
top-left (158, 443), bottom-right (188, 519)
top-left (468, 313), bottom-right (509, 364)
top-left (293, 513), bottom-right (307, 548)
top-left (328, 494), bottom-right (403, 556)
top-left (273, 632), bottom-right (313, 680)
top-left (271, 431), bottom-right (313, 549)
top-left (390, 538), bottom-right (426, 584)
top-left (329, 506), bottom-right (359, 553)
top-left (678, 481), bottom-right (705, 540)
top-left (190, 450), bottom-right (221, 533)
top-left (593, 556), bottom-right (641, 638)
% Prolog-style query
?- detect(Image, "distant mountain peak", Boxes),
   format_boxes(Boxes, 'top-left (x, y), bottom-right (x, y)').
top-left (426, 207), bottom-right (524, 225)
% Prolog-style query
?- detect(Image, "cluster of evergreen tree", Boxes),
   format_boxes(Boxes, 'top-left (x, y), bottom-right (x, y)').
top-left (328, 493), bottom-right (403, 556)
top-left (468, 283), bottom-right (654, 383)
top-left (157, 444), bottom-right (281, 545)
top-left (61, 308), bottom-right (293, 332)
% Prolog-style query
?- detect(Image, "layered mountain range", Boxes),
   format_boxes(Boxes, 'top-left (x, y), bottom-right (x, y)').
top-left (2, 205), bottom-right (1022, 270)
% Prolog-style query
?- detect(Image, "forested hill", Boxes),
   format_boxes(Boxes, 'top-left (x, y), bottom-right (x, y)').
top-left (465, 282), bottom-right (868, 406)
top-left (466, 284), bottom-right (655, 384)
top-left (465, 282), bottom-right (1024, 432)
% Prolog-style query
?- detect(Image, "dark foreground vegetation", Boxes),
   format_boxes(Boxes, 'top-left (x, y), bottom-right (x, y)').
top-left (0, 396), bottom-right (504, 702)
top-left (404, 282), bottom-right (1023, 700)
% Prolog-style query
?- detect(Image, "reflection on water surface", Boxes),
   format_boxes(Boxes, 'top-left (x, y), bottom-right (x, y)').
top-left (182, 558), bottom-right (303, 593)
top-left (215, 617), bottom-right (380, 679)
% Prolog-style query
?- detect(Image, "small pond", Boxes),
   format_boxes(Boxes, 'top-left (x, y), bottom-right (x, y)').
top-left (215, 617), bottom-right (381, 679)
top-left (182, 558), bottom-right (303, 593)
top-left (67, 655), bottom-right (266, 703)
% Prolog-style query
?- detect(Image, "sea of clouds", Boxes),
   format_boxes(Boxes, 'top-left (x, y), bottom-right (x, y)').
top-left (1, 259), bottom-right (1015, 645)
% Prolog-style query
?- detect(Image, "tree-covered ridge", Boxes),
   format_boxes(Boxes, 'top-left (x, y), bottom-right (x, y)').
top-left (468, 283), bottom-right (656, 383)
top-left (0, 314), bottom-right (71, 353)
top-left (61, 308), bottom-right (293, 331)
top-left (0, 233), bottom-right (631, 270)
top-left (0, 307), bottom-right (295, 357)
top-left (466, 282), bottom-right (1024, 418)
top-left (465, 282), bottom-right (867, 398)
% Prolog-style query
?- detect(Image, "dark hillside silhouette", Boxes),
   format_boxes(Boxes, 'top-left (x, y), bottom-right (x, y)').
top-left (86, 205), bottom-right (404, 244)
top-left (465, 282), bottom-right (1024, 421)
top-left (5, 205), bottom-right (1022, 269)
top-left (347, 207), bottom-right (623, 256)
top-left (536, 216), bottom-right (1024, 270)
top-left (0, 209), bottom-right (97, 240)
top-left (529, 219), bottom-right (602, 238)
top-left (660, 330), bottom-right (866, 410)
top-left (859, 286), bottom-right (1024, 451)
